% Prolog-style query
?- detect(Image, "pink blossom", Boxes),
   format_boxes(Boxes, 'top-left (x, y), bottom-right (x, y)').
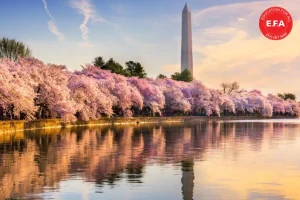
top-left (0, 58), bottom-right (298, 121)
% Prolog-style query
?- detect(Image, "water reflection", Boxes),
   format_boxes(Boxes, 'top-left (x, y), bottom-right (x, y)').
top-left (1, 121), bottom-right (300, 199)
top-left (181, 161), bottom-right (194, 200)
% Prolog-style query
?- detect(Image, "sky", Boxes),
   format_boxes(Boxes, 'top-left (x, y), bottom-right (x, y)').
top-left (1, 0), bottom-right (300, 98)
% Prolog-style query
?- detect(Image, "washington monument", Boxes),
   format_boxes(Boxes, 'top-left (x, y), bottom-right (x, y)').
top-left (181, 3), bottom-right (193, 76)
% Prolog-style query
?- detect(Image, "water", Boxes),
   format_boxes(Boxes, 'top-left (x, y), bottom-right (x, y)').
top-left (1, 119), bottom-right (300, 200)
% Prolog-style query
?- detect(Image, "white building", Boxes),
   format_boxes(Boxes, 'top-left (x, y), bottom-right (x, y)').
top-left (181, 3), bottom-right (193, 76)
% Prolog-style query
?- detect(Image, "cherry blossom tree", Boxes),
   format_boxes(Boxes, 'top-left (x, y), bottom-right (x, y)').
top-left (230, 91), bottom-right (248, 114)
top-left (267, 94), bottom-right (285, 114)
top-left (15, 58), bottom-right (76, 121)
top-left (0, 58), bottom-right (37, 120)
top-left (163, 87), bottom-right (191, 113)
top-left (128, 77), bottom-right (165, 115)
top-left (79, 65), bottom-right (143, 117)
top-left (68, 73), bottom-right (113, 121)
top-left (285, 99), bottom-right (300, 116)
top-left (0, 58), bottom-right (298, 121)
top-left (246, 90), bottom-right (273, 117)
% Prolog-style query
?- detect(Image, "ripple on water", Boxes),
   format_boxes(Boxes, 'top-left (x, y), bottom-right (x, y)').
top-left (1, 120), bottom-right (300, 199)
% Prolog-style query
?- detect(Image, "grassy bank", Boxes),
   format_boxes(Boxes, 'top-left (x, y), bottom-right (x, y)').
top-left (0, 116), bottom-right (298, 134)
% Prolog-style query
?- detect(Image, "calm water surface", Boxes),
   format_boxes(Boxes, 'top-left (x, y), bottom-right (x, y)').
top-left (1, 119), bottom-right (300, 200)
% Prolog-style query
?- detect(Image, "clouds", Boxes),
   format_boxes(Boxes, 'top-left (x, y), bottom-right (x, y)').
top-left (70, 0), bottom-right (106, 46)
top-left (48, 20), bottom-right (65, 41)
top-left (42, 0), bottom-right (54, 20)
top-left (191, 0), bottom-right (300, 96)
top-left (70, 0), bottom-right (95, 42)
top-left (42, 0), bottom-right (65, 41)
top-left (42, 0), bottom-right (105, 45)
top-left (193, 0), bottom-right (300, 26)
top-left (69, 0), bottom-right (152, 50)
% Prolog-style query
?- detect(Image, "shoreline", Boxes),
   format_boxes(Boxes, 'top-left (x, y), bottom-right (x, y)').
top-left (0, 116), bottom-right (298, 134)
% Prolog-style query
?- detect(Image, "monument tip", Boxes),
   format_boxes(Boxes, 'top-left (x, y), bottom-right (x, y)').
top-left (183, 3), bottom-right (190, 12)
top-left (181, 2), bottom-right (193, 76)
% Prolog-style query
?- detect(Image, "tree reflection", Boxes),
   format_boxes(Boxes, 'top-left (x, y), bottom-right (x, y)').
top-left (0, 121), bottom-right (297, 199)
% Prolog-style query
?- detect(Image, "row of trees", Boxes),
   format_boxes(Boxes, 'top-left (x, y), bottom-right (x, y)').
top-left (93, 56), bottom-right (194, 82)
top-left (0, 37), bottom-right (298, 122)
top-left (0, 57), bottom-right (299, 121)
top-left (93, 57), bottom-right (147, 78)
top-left (221, 81), bottom-right (297, 101)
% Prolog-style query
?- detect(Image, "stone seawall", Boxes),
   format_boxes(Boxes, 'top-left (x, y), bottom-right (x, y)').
top-left (0, 116), bottom-right (297, 134)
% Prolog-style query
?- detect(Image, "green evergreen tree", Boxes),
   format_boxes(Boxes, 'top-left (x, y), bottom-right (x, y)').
top-left (157, 74), bottom-right (167, 79)
top-left (93, 56), bottom-right (105, 68)
top-left (171, 69), bottom-right (193, 82)
top-left (180, 69), bottom-right (193, 82)
top-left (125, 61), bottom-right (147, 78)
top-left (278, 93), bottom-right (296, 101)
top-left (171, 72), bottom-right (181, 81)
top-left (0, 37), bottom-right (32, 61)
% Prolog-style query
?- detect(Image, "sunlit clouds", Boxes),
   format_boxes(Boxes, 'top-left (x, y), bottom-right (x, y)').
top-left (192, 0), bottom-right (300, 96)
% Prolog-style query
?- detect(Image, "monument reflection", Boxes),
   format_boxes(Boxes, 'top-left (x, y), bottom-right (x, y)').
top-left (0, 121), bottom-right (300, 199)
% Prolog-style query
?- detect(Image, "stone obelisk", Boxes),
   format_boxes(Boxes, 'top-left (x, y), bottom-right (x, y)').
top-left (181, 3), bottom-right (193, 76)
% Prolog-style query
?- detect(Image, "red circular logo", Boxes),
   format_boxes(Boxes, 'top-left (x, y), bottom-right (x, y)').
top-left (259, 7), bottom-right (293, 40)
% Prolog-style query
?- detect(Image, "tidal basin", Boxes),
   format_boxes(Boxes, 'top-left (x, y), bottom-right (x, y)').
top-left (1, 119), bottom-right (300, 199)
